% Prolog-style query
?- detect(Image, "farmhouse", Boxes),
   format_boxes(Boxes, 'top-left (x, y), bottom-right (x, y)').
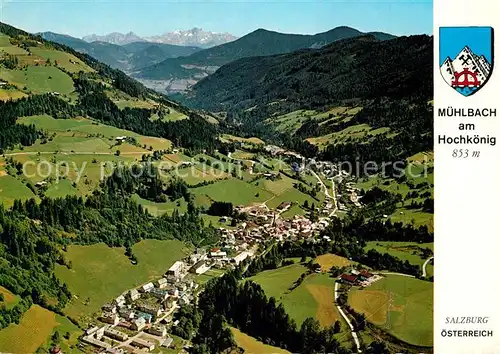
top-left (339, 274), bottom-right (358, 285)
top-left (131, 338), bottom-right (155, 351)
top-left (190, 260), bottom-right (211, 274)
top-left (358, 270), bottom-right (374, 280)
top-left (115, 136), bottom-right (127, 142)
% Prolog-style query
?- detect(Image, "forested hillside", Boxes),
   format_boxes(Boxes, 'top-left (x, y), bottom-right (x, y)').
top-left (0, 21), bottom-right (220, 152)
top-left (0, 20), bottom-right (224, 334)
top-left (185, 35), bottom-right (432, 115)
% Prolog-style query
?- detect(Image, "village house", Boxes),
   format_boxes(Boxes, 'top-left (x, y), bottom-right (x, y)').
top-left (100, 312), bottom-right (119, 325)
top-left (136, 311), bottom-right (153, 324)
top-left (166, 261), bottom-right (185, 279)
top-left (102, 303), bottom-right (116, 313)
top-left (85, 326), bottom-right (99, 336)
top-left (232, 252), bottom-right (249, 265)
top-left (131, 338), bottom-right (155, 351)
top-left (114, 294), bottom-right (126, 307)
top-left (147, 324), bottom-right (167, 337)
top-left (104, 328), bottom-right (129, 342)
top-left (83, 336), bottom-right (111, 350)
top-left (190, 260), bottom-right (211, 275)
top-left (138, 304), bottom-right (162, 317)
top-left (128, 288), bottom-right (141, 301)
top-left (157, 277), bottom-right (169, 289)
top-left (140, 282), bottom-right (154, 293)
top-left (118, 307), bottom-right (135, 320)
top-left (209, 247), bottom-right (227, 258)
top-left (150, 288), bottom-right (169, 301)
top-left (131, 317), bottom-right (146, 331)
top-left (166, 286), bottom-right (179, 297)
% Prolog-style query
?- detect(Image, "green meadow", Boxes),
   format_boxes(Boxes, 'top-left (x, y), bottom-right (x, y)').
top-left (0, 66), bottom-right (74, 95)
top-left (348, 274), bottom-right (433, 347)
top-left (55, 239), bottom-right (189, 322)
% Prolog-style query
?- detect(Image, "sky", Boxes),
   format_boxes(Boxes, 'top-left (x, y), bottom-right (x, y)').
top-left (0, 0), bottom-right (432, 38)
top-left (439, 27), bottom-right (493, 65)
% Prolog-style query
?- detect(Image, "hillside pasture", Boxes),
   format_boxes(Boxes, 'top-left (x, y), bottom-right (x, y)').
top-left (248, 264), bottom-right (343, 328)
top-left (0, 33), bottom-right (29, 54)
top-left (0, 286), bottom-right (20, 309)
top-left (0, 66), bottom-right (74, 95)
top-left (29, 46), bottom-right (94, 73)
top-left (0, 175), bottom-right (36, 207)
top-left (314, 254), bottom-right (352, 272)
top-left (348, 274), bottom-right (433, 347)
top-left (192, 178), bottom-right (273, 206)
top-left (55, 240), bottom-right (188, 321)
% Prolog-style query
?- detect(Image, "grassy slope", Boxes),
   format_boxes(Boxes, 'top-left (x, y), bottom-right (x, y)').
top-left (0, 305), bottom-right (58, 354)
top-left (55, 239), bottom-right (189, 322)
top-left (0, 286), bottom-right (21, 309)
top-left (348, 274), bottom-right (433, 347)
top-left (231, 327), bottom-right (291, 354)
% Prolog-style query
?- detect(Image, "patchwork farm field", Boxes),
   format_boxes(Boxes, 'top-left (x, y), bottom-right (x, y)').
top-left (314, 254), bottom-right (352, 272)
top-left (248, 264), bottom-right (343, 328)
top-left (348, 274), bottom-right (433, 347)
top-left (0, 305), bottom-right (58, 354)
top-left (55, 240), bottom-right (189, 322)
top-left (231, 327), bottom-right (291, 354)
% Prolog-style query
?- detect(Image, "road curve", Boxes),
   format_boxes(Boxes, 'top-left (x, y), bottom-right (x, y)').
top-left (422, 257), bottom-right (434, 277)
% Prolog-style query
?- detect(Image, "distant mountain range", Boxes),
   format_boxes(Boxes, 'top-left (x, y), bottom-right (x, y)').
top-left (134, 26), bottom-right (395, 93)
top-left (40, 26), bottom-right (395, 95)
top-left (38, 32), bottom-right (202, 72)
top-left (82, 28), bottom-right (238, 48)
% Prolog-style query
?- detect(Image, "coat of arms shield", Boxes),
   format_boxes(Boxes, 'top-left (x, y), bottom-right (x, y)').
top-left (439, 26), bottom-right (494, 96)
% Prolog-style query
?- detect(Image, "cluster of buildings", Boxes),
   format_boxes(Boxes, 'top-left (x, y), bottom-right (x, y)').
top-left (338, 269), bottom-right (380, 287)
top-left (82, 261), bottom-right (198, 352)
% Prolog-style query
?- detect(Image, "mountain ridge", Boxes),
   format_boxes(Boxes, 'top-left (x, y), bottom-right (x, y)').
top-left (82, 27), bottom-right (238, 47)
top-left (134, 26), bottom-right (395, 93)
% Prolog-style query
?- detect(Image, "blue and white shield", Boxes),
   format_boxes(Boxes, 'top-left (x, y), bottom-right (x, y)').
top-left (439, 27), bottom-right (494, 96)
